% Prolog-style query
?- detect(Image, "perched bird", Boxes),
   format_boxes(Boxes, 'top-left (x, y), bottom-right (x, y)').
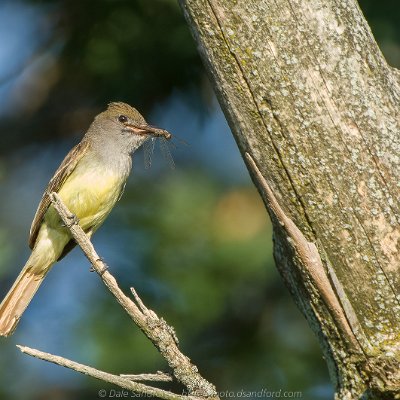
top-left (0, 102), bottom-right (172, 336)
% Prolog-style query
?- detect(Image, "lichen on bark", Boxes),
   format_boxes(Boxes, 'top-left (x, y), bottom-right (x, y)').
top-left (179, 0), bottom-right (400, 398)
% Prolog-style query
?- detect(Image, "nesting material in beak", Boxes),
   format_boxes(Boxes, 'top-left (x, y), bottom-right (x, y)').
top-left (126, 123), bottom-right (172, 140)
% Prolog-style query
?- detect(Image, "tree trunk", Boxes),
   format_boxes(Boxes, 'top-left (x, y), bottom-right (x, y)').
top-left (179, 0), bottom-right (400, 398)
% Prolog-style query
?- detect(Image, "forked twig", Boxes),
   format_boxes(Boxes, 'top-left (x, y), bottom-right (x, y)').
top-left (17, 192), bottom-right (219, 400)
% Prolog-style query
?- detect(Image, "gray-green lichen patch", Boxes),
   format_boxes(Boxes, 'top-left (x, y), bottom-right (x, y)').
top-left (180, 0), bottom-right (400, 396)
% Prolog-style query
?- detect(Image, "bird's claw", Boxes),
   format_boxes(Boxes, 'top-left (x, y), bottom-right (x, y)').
top-left (99, 264), bottom-right (109, 276)
top-left (62, 213), bottom-right (79, 228)
top-left (90, 258), bottom-right (109, 275)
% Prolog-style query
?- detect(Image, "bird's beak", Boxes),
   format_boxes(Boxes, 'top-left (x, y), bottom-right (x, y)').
top-left (125, 123), bottom-right (172, 140)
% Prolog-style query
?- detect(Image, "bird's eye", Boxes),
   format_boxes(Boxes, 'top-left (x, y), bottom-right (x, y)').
top-left (118, 115), bottom-right (128, 123)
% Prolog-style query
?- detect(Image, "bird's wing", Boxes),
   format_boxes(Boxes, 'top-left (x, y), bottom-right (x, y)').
top-left (28, 140), bottom-right (91, 249)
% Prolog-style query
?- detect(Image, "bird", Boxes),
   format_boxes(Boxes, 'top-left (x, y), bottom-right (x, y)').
top-left (0, 102), bottom-right (172, 337)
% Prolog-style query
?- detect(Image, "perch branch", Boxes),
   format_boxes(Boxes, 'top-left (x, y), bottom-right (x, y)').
top-left (18, 192), bottom-right (218, 400)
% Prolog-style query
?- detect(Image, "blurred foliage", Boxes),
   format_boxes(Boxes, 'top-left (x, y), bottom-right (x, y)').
top-left (359, 0), bottom-right (400, 67)
top-left (0, 0), bottom-right (398, 399)
top-left (0, 231), bottom-right (13, 279)
top-left (58, 0), bottom-right (202, 106)
top-left (0, 0), bottom-right (204, 153)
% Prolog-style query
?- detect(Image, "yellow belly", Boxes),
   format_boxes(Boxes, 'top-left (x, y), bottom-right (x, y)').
top-left (44, 160), bottom-right (125, 235)
top-left (32, 157), bottom-right (126, 266)
top-left (60, 164), bottom-right (124, 230)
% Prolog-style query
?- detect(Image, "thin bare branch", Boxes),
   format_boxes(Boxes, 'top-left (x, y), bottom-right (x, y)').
top-left (17, 345), bottom-right (191, 400)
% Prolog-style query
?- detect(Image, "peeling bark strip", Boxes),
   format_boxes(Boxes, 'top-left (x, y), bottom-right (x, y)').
top-left (180, 0), bottom-right (400, 398)
top-left (245, 153), bottom-right (361, 351)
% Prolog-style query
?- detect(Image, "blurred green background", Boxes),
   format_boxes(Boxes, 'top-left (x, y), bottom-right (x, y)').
top-left (0, 1), bottom-right (397, 399)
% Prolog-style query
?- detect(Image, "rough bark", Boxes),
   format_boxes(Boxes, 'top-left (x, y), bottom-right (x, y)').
top-left (179, 0), bottom-right (400, 398)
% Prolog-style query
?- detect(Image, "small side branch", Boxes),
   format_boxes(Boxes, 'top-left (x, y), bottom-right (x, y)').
top-left (18, 192), bottom-right (218, 400)
top-left (120, 372), bottom-right (173, 382)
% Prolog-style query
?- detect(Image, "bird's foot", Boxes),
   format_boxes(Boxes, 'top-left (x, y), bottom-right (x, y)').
top-left (90, 258), bottom-right (109, 275)
top-left (62, 213), bottom-right (79, 228)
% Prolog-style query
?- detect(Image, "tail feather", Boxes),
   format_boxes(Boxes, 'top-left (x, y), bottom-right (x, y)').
top-left (0, 265), bottom-right (47, 337)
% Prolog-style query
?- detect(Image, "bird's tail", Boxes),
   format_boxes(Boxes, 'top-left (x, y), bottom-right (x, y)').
top-left (0, 258), bottom-right (51, 337)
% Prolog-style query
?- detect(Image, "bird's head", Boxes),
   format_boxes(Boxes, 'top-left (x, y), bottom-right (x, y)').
top-left (88, 102), bottom-right (172, 154)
